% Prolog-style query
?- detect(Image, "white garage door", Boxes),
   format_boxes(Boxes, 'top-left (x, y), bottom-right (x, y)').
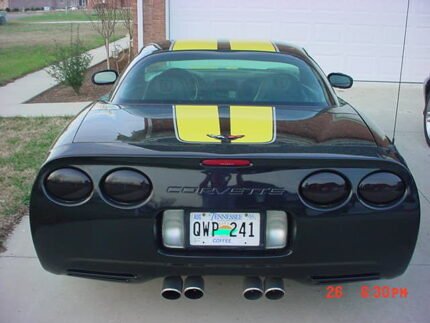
top-left (168, 0), bottom-right (430, 83)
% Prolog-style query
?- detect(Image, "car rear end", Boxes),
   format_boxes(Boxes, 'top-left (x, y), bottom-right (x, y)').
top-left (30, 147), bottom-right (420, 289)
top-left (30, 42), bottom-right (420, 299)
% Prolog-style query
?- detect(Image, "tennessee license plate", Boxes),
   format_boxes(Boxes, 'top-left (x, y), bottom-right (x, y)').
top-left (189, 212), bottom-right (260, 247)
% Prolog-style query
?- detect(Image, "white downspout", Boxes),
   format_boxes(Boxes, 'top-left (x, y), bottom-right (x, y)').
top-left (137, 0), bottom-right (144, 50)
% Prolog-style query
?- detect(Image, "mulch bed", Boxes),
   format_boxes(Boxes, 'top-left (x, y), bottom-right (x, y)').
top-left (28, 54), bottom-right (131, 103)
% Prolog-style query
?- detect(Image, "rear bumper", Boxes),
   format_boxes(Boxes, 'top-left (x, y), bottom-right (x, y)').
top-left (64, 262), bottom-right (383, 284)
top-left (30, 207), bottom-right (419, 284)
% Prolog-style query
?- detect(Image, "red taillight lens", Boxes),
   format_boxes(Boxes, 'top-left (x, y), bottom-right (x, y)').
top-left (102, 169), bottom-right (152, 204)
top-left (201, 159), bottom-right (251, 167)
top-left (358, 172), bottom-right (405, 206)
top-left (300, 171), bottom-right (350, 208)
top-left (44, 168), bottom-right (93, 204)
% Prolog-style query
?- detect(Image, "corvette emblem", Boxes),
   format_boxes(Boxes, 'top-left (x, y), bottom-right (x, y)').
top-left (207, 134), bottom-right (245, 143)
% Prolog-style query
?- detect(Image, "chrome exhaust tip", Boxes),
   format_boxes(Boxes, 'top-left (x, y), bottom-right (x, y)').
top-left (183, 276), bottom-right (205, 299)
top-left (264, 277), bottom-right (285, 300)
top-left (161, 276), bottom-right (183, 300)
top-left (242, 276), bottom-right (264, 300)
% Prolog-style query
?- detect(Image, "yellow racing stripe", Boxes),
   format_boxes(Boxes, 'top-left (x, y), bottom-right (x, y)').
top-left (229, 40), bottom-right (276, 52)
top-left (172, 40), bottom-right (218, 51)
top-left (174, 105), bottom-right (220, 142)
top-left (230, 106), bottom-right (275, 143)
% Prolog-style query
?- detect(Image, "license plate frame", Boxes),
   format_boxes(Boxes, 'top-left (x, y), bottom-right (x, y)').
top-left (185, 210), bottom-right (266, 250)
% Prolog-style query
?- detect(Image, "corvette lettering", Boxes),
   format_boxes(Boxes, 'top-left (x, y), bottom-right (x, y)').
top-left (166, 186), bottom-right (286, 195)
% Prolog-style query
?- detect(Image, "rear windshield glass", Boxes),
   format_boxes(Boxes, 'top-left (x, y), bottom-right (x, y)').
top-left (112, 52), bottom-right (330, 106)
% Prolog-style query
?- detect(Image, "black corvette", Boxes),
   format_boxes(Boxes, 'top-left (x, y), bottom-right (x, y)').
top-left (30, 40), bottom-right (420, 300)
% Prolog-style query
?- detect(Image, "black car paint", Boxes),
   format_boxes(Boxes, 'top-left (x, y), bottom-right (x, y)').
top-left (29, 44), bottom-right (420, 284)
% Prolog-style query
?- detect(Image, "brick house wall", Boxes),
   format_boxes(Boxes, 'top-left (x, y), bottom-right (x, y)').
top-left (0, 0), bottom-right (9, 10)
top-left (131, 0), bottom-right (137, 50)
top-left (6, 0), bottom-right (52, 9)
top-left (132, 0), bottom-right (166, 54)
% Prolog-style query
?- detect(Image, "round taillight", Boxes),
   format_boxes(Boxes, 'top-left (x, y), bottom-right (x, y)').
top-left (358, 172), bottom-right (405, 206)
top-left (44, 168), bottom-right (92, 203)
top-left (300, 171), bottom-right (350, 208)
top-left (101, 169), bottom-right (152, 204)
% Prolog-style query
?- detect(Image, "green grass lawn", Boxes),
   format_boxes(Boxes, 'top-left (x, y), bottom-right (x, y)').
top-left (0, 117), bottom-right (71, 251)
top-left (0, 46), bottom-right (57, 85)
top-left (17, 10), bottom-right (99, 22)
top-left (0, 15), bottom-right (127, 85)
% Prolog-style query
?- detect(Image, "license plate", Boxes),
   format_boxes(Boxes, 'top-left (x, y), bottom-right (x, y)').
top-left (189, 212), bottom-right (260, 247)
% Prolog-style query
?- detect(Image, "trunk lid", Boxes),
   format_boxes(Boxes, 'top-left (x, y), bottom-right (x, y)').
top-left (73, 103), bottom-right (378, 157)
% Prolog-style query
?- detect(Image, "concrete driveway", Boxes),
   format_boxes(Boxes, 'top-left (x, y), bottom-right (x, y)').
top-left (1, 82), bottom-right (429, 323)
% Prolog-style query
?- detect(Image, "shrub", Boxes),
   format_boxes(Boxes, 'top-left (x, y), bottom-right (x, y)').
top-left (47, 26), bottom-right (92, 95)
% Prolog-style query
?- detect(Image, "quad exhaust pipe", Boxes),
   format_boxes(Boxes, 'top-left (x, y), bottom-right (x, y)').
top-left (183, 276), bottom-right (205, 299)
top-left (243, 276), bottom-right (264, 300)
top-left (243, 277), bottom-right (285, 300)
top-left (161, 276), bottom-right (284, 300)
top-left (161, 276), bottom-right (205, 300)
top-left (263, 277), bottom-right (285, 300)
top-left (161, 276), bottom-right (183, 300)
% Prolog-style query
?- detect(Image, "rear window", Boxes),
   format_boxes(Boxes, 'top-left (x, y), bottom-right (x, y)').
top-left (112, 52), bottom-right (330, 106)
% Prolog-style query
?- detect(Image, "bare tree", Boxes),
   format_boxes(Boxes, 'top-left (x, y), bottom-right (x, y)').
top-left (118, 3), bottom-right (133, 64)
top-left (87, 0), bottom-right (118, 69)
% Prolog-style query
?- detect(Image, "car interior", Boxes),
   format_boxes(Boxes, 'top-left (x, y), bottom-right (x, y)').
top-left (116, 62), bottom-right (328, 106)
